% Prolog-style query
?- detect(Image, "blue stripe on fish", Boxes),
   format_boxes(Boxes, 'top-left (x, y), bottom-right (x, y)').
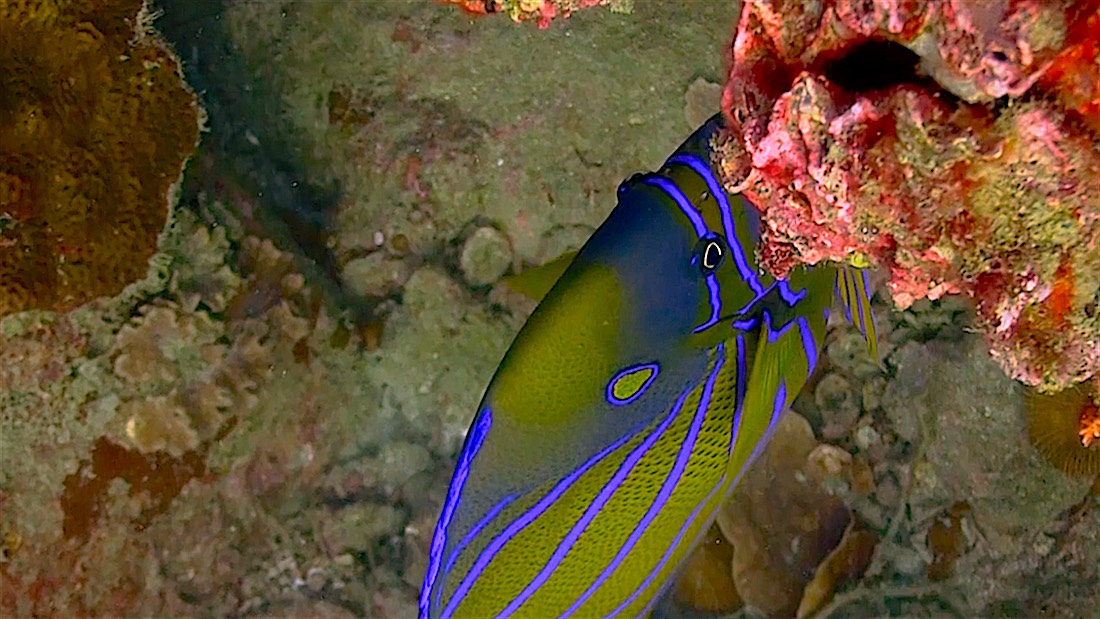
top-left (435, 493), bottom-right (518, 610)
top-left (622, 474), bottom-right (728, 619)
top-left (851, 272), bottom-right (866, 336)
top-left (732, 316), bottom-right (759, 331)
top-left (763, 310), bottom-right (798, 343)
top-left (642, 175), bottom-right (725, 334)
top-left (667, 153), bottom-right (765, 297)
top-left (442, 494), bottom-right (516, 575)
top-left (860, 270), bottom-right (880, 350)
top-left (838, 272), bottom-right (853, 323)
top-left (642, 176), bottom-right (707, 237)
top-left (421, 409), bottom-right (494, 618)
top-left (778, 280), bottom-right (808, 306)
top-left (730, 334), bottom-right (747, 458)
top-left (797, 316), bottom-right (818, 374)
top-left (440, 429), bottom-right (637, 619)
top-left (771, 382), bottom-right (788, 429)
top-left (750, 380), bottom-right (788, 467)
top-left (692, 275), bottom-right (723, 333)
top-left (493, 384), bottom-right (698, 618)
top-left (558, 345), bottom-right (727, 618)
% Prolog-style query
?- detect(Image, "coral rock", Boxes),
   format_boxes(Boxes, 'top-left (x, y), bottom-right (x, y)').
top-left (122, 394), bottom-right (200, 457)
top-left (672, 524), bottom-right (742, 614)
top-left (717, 0), bottom-right (1100, 392)
top-left (459, 225), bottom-right (513, 287)
top-left (883, 336), bottom-right (1091, 542)
top-left (716, 412), bottom-right (852, 618)
top-left (0, 0), bottom-right (202, 318)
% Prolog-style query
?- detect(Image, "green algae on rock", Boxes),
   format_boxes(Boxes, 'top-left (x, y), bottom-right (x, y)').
top-left (222, 0), bottom-right (732, 277)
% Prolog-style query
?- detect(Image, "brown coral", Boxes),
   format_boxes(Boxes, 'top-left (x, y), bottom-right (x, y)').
top-left (105, 233), bottom-right (314, 456)
top-left (714, 413), bottom-right (862, 618)
top-left (0, 0), bottom-right (201, 318)
top-left (108, 303), bottom-right (232, 454)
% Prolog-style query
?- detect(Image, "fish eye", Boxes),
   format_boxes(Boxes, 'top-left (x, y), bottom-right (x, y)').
top-left (692, 236), bottom-right (725, 274)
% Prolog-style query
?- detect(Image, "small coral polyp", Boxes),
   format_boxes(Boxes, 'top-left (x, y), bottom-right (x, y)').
top-left (0, 0), bottom-right (201, 318)
top-left (716, 0), bottom-right (1100, 393)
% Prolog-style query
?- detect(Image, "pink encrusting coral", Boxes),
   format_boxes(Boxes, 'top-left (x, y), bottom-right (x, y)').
top-left (715, 0), bottom-right (1100, 392)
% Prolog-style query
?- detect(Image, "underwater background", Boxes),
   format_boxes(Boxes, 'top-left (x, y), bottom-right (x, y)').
top-left (1, 0), bottom-right (1097, 617)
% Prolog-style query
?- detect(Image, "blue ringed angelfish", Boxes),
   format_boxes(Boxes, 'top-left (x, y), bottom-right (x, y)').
top-left (419, 113), bottom-right (878, 619)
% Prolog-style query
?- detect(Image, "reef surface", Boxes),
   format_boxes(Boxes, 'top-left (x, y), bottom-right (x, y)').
top-left (0, 1), bottom-right (1096, 618)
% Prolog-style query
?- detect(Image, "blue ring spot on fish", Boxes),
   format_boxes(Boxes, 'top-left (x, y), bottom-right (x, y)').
top-left (606, 362), bottom-right (660, 406)
top-left (419, 408), bottom-right (493, 619)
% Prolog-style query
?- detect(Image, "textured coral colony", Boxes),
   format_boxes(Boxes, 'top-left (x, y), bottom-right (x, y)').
top-left (715, 0), bottom-right (1100, 397)
top-left (1, 0), bottom-right (1097, 617)
top-left (0, 0), bottom-right (201, 316)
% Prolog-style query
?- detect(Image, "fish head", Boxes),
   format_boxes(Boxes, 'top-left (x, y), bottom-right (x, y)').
top-left (584, 172), bottom-right (758, 355)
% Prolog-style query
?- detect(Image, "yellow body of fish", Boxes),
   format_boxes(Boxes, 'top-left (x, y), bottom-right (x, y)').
top-left (419, 114), bottom-right (877, 619)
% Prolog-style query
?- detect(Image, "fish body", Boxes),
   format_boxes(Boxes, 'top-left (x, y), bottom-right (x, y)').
top-left (419, 114), bottom-right (874, 619)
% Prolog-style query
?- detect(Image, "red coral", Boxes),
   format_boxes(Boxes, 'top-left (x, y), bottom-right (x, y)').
top-left (438, 0), bottom-right (618, 28)
top-left (717, 0), bottom-right (1100, 391)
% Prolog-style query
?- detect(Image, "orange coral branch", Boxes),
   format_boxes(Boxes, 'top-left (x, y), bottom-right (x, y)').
top-left (1080, 399), bottom-right (1100, 448)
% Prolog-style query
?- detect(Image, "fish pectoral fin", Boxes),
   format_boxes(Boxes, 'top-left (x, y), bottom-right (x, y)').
top-left (730, 268), bottom-right (834, 475)
top-left (501, 250), bottom-right (578, 302)
top-left (726, 326), bottom-right (793, 477)
top-left (835, 264), bottom-right (880, 363)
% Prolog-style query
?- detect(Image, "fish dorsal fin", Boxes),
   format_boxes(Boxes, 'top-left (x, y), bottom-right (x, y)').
top-left (501, 250), bottom-right (578, 302)
top-left (835, 265), bottom-right (879, 362)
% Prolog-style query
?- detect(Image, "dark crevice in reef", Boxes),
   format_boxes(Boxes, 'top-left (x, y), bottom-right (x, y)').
top-left (822, 39), bottom-right (923, 93)
top-left (155, 0), bottom-right (359, 319)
